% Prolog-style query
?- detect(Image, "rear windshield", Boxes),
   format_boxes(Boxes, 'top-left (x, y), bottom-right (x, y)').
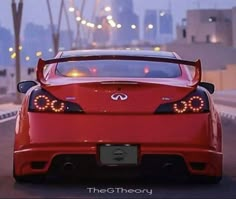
top-left (55, 60), bottom-right (181, 78)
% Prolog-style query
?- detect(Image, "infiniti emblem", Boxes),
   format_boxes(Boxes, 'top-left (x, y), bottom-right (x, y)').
top-left (112, 148), bottom-right (127, 161)
top-left (111, 93), bottom-right (128, 101)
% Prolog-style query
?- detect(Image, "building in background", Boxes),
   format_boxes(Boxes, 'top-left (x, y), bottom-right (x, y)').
top-left (176, 8), bottom-right (236, 47)
top-left (0, 26), bottom-right (13, 66)
top-left (23, 23), bottom-right (53, 66)
top-left (22, 23), bottom-right (73, 66)
top-left (157, 9), bottom-right (173, 44)
top-left (143, 10), bottom-right (157, 44)
top-left (111, 0), bottom-right (139, 45)
top-left (164, 7), bottom-right (236, 90)
top-left (93, 16), bottom-right (111, 46)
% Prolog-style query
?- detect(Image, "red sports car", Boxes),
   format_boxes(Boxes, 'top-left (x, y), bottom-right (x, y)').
top-left (14, 49), bottom-right (222, 183)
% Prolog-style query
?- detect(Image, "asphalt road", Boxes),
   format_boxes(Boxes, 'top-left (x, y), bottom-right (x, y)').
top-left (0, 118), bottom-right (236, 199)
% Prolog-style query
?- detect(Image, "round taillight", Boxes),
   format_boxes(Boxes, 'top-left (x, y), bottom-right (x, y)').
top-left (173, 101), bottom-right (188, 113)
top-left (34, 95), bottom-right (50, 111)
top-left (50, 100), bottom-right (65, 113)
top-left (188, 96), bottom-right (204, 112)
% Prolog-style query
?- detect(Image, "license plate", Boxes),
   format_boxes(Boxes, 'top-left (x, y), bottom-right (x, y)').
top-left (99, 145), bottom-right (138, 165)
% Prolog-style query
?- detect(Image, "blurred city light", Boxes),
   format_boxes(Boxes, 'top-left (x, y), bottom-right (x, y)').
top-left (131, 24), bottom-right (137, 29)
top-left (117, 24), bottom-right (122, 29)
top-left (211, 35), bottom-right (217, 43)
top-left (154, 46), bottom-right (161, 51)
top-left (25, 56), bottom-right (30, 61)
top-left (68, 7), bottom-right (75, 12)
top-left (160, 11), bottom-right (166, 16)
top-left (9, 47), bottom-right (13, 52)
top-left (106, 15), bottom-right (113, 20)
top-left (97, 24), bottom-right (102, 29)
top-left (108, 20), bottom-right (116, 28)
top-left (18, 45), bottom-right (23, 50)
top-left (76, 16), bottom-right (81, 21)
top-left (36, 51), bottom-right (42, 57)
top-left (104, 6), bottom-right (111, 12)
top-left (81, 20), bottom-right (87, 25)
top-left (148, 24), bottom-right (154, 29)
top-left (87, 22), bottom-right (95, 28)
top-left (11, 52), bottom-right (16, 59)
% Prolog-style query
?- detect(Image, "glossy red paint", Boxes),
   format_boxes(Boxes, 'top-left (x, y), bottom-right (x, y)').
top-left (13, 50), bottom-right (222, 183)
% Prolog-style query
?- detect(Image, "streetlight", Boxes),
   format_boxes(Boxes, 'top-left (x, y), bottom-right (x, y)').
top-left (76, 16), bottom-right (81, 22)
top-left (131, 24), bottom-right (136, 29)
top-left (97, 24), bottom-right (102, 29)
top-left (36, 51), bottom-right (42, 57)
top-left (81, 20), bottom-right (87, 25)
top-left (11, 52), bottom-right (16, 59)
top-left (68, 7), bottom-right (75, 12)
top-left (25, 56), bottom-right (30, 61)
top-left (104, 6), bottom-right (111, 12)
top-left (117, 24), bottom-right (122, 29)
top-left (148, 24), bottom-right (154, 29)
top-left (106, 15), bottom-right (113, 20)
top-left (12, 0), bottom-right (23, 104)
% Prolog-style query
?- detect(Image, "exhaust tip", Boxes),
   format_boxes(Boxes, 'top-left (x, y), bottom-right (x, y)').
top-left (63, 162), bottom-right (75, 171)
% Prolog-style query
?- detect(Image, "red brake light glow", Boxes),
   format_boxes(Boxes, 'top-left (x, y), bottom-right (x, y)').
top-left (144, 66), bottom-right (149, 74)
top-left (188, 96), bottom-right (204, 112)
top-left (90, 67), bottom-right (97, 73)
top-left (50, 100), bottom-right (65, 113)
top-left (34, 95), bottom-right (50, 111)
top-left (30, 89), bottom-right (84, 113)
top-left (173, 96), bottom-right (205, 113)
top-left (173, 101), bottom-right (188, 113)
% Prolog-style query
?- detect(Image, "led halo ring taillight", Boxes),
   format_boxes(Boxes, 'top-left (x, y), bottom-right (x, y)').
top-left (173, 95), bottom-right (205, 114)
top-left (34, 95), bottom-right (50, 111)
top-left (50, 100), bottom-right (65, 113)
top-left (188, 96), bottom-right (204, 112)
top-left (173, 101), bottom-right (188, 113)
top-left (29, 88), bottom-right (84, 113)
top-left (155, 90), bottom-right (209, 114)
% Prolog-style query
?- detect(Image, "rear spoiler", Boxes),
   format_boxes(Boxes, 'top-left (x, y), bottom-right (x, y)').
top-left (36, 55), bottom-right (202, 87)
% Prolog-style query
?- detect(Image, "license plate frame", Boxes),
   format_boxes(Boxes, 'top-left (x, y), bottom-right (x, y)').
top-left (99, 144), bottom-right (138, 166)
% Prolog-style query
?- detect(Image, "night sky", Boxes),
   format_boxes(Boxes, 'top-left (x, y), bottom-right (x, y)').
top-left (1, 0), bottom-right (236, 34)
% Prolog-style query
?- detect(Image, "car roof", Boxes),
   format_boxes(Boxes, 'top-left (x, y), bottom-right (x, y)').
top-left (60, 49), bottom-right (177, 59)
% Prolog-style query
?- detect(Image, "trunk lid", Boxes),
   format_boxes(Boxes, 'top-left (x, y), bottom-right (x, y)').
top-left (43, 78), bottom-right (195, 114)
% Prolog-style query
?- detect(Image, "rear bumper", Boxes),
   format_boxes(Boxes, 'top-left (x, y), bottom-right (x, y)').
top-left (14, 112), bottom-right (222, 177)
top-left (14, 145), bottom-right (222, 177)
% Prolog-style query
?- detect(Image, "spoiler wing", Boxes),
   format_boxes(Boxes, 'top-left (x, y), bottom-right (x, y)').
top-left (36, 55), bottom-right (202, 87)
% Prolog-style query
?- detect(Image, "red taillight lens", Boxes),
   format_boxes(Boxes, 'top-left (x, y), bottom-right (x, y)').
top-left (155, 90), bottom-right (209, 114)
top-left (188, 96), bottom-right (204, 112)
top-left (29, 89), bottom-right (83, 113)
top-left (173, 101), bottom-right (188, 113)
top-left (34, 95), bottom-right (51, 111)
top-left (50, 100), bottom-right (65, 113)
top-left (173, 96), bottom-right (205, 114)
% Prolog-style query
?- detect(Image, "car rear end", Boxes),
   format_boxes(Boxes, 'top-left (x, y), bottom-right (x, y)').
top-left (14, 52), bottom-right (222, 183)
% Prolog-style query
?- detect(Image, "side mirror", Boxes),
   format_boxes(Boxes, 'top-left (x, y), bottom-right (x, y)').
top-left (17, 81), bottom-right (38, 94)
top-left (199, 82), bottom-right (215, 94)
